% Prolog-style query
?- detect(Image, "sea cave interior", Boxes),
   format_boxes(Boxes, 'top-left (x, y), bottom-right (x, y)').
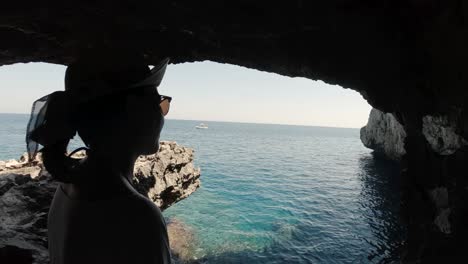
top-left (0, 1), bottom-right (467, 263)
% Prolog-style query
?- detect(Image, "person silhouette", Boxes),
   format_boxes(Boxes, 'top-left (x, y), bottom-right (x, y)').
top-left (26, 48), bottom-right (173, 264)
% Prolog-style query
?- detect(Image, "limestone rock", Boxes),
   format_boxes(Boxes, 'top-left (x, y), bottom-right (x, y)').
top-left (0, 141), bottom-right (200, 264)
top-left (360, 108), bottom-right (406, 161)
top-left (422, 115), bottom-right (468, 155)
top-left (0, 173), bottom-right (56, 264)
top-left (5, 159), bottom-right (22, 170)
top-left (133, 141), bottom-right (201, 210)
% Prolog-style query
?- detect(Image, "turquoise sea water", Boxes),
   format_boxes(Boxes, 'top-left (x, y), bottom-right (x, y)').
top-left (0, 114), bottom-right (404, 263)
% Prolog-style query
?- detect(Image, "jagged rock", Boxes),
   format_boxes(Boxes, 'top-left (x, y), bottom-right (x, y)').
top-left (361, 108), bottom-right (406, 161)
top-left (422, 115), bottom-right (468, 155)
top-left (5, 159), bottom-right (22, 170)
top-left (0, 173), bottom-right (57, 264)
top-left (0, 141), bottom-right (200, 264)
top-left (133, 142), bottom-right (201, 210)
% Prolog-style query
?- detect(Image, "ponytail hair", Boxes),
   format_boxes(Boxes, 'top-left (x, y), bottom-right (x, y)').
top-left (41, 140), bottom-right (75, 183)
top-left (27, 91), bottom-right (83, 183)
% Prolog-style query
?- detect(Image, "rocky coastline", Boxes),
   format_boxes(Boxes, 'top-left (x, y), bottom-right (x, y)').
top-left (0, 141), bottom-right (201, 264)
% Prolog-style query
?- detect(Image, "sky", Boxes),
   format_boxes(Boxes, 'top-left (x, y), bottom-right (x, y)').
top-left (0, 62), bottom-right (371, 128)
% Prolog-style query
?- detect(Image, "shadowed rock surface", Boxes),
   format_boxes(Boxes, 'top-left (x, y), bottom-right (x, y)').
top-left (1, 1), bottom-right (468, 261)
top-left (0, 141), bottom-right (200, 264)
top-left (361, 108), bottom-right (406, 161)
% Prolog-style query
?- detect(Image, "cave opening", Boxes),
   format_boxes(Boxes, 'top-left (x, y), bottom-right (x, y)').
top-left (0, 61), bottom-right (405, 263)
top-left (1, 1), bottom-right (468, 262)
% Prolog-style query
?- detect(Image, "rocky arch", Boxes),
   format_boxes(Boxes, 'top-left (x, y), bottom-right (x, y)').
top-left (1, 1), bottom-right (467, 262)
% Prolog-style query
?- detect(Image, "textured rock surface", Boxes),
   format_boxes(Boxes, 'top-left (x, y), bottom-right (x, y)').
top-left (0, 141), bottom-right (200, 264)
top-left (422, 115), bottom-right (468, 155)
top-left (361, 108), bottom-right (406, 161)
top-left (133, 141), bottom-right (201, 210)
top-left (2, 1), bottom-right (468, 262)
top-left (429, 187), bottom-right (451, 235)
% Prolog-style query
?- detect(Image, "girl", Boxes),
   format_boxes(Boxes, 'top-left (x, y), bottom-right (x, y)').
top-left (27, 48), bottom-right (173, 264)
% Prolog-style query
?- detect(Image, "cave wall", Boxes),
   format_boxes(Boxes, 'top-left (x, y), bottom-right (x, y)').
top-left (1, 0), bottom-right (467, 262)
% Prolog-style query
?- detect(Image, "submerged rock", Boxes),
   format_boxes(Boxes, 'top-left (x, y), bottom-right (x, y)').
top-left (360, 108), bottom-right (406, 161)
top-left (0, 141), bottom-right (201, 264)
top-left (167, 218), bottom-right (198, 264)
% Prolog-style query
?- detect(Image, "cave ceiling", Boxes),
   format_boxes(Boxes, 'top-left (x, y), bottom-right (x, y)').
top-left (0, 1), bottom-right (464, 114)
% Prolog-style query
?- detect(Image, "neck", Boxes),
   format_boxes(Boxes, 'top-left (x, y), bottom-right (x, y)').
top-left (88, 146), bottom-right (139, 179)
top-left (62, 148), bottom-right (140, 201)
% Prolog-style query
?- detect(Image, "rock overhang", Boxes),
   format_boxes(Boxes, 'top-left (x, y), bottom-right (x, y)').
top-left (0, 1), bottom-right (438, 113)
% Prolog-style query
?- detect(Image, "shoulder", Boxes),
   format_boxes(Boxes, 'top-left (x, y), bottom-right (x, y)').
top-left (124, 194), bottom-right (172, 263)
top-left (127, 193), bottom-right (165, 220)
top-left (124, 193), bottom-right (168, 235)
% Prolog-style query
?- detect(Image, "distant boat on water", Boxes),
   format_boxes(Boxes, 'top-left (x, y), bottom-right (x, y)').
top-left (195, 123), bottom-right (208, 129)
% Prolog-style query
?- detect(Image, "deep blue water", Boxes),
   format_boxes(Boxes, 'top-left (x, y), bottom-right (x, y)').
top-left (0, 113), bottom-right (404, 263)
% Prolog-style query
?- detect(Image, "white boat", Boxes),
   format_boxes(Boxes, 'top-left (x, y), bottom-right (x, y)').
top-left (195, 123), bottom-right (208, 129)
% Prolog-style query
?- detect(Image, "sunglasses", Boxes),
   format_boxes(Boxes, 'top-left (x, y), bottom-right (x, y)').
top-left (160, 95), bottom-right (172, 116)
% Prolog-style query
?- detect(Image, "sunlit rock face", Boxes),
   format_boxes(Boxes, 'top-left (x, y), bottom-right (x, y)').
top-left (1, 1), bottom-right (468, 262)
top-left (133, 141), bottom-right (201, 210)
top-left (0, 141), bottom-right (200, 264)
top-left (361, 108), bottom-right (406, 161)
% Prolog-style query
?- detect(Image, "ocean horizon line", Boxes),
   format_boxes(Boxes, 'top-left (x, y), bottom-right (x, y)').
top-left (0, 112), bottom-right (362, 130)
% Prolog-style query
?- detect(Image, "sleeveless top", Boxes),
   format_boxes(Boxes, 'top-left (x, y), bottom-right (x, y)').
top-left (48, 184), bottom-right (172, 264)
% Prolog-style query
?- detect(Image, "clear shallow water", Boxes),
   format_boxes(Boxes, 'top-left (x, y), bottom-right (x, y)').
top-left (0, 114), bottom-right (405, 263)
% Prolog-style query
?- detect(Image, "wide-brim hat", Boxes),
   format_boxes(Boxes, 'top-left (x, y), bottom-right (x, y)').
top-left (65, 57), bottom-right (170, 105)
top-left (25, 57), bottom-right (170, 161)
